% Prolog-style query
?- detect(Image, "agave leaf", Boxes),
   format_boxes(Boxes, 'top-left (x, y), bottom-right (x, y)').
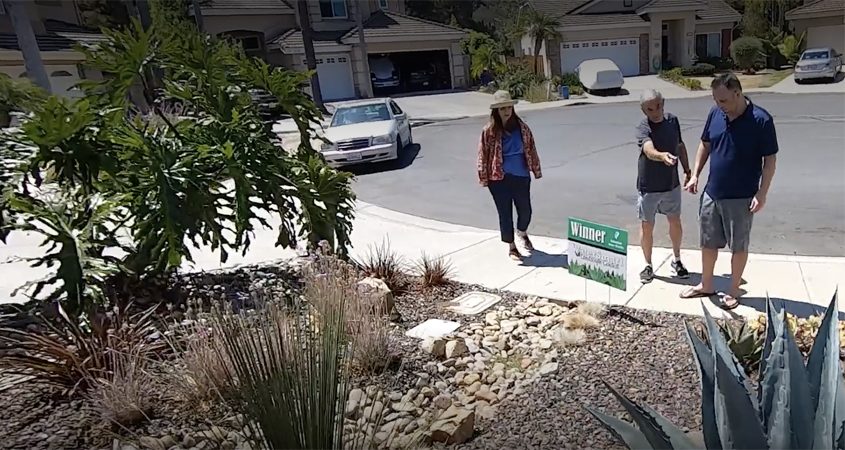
top-left (836, 374), bottom-right (845, 450)
top-left (702, 304), bottom-right (756, 407)
top-left (684, 320), bottom-right (722, 450)
top-left (807, 290), bottom-right (841, 449)
top-left (714, 355), bottom-right (768, 450)
top-left (585, 406), bottom-right (653, 450)
top-left (641, 405), bottom-right (702, 449)
top-left (758, 296), bottom-right (781, 418)
top-left (760, 301), bottom-right (814, 449)
top-left (600, 380), bottom-right (673, 449)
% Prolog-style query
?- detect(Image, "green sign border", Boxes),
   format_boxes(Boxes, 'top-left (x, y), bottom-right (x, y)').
top-left (567, 217), bottom-right (628, 254)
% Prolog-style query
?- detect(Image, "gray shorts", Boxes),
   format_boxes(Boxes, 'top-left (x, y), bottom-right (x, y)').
top-left (699, 192), bottom-right (754, 252)
top-left (637, 187), bottom-right (681, 222)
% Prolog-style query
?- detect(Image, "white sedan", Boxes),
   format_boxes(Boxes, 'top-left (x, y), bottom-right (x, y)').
top-left (575, 58), bottom-right (624, 92)
top-left (319, 98), bottom-right (412, 167)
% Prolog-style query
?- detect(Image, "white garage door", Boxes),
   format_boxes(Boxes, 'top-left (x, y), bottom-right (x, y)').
top-left (561, 38), bottom-right (640, 76)
top-left (807, 24), bottom-right (845, 52)
top-left (307, 54), bottom-right (355, 101)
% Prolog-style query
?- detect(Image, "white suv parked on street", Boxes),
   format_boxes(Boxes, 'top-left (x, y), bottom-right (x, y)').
top-left (319, 98), bottom-right (412, 167)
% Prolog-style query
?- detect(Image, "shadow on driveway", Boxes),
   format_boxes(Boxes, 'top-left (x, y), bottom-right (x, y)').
top-left (796, 71), bottom-right (845, 85)
top-left (343, 143), bottom-right (421, 176)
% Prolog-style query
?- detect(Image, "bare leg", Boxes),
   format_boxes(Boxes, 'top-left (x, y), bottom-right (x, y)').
top-left (729, 251), bottom-right (748, 297)
top-left (699, 248), bottom-right (718, 292)
top-left (640, 221), bottom-right (655, 266)
top-left (667, 215), bottom-right (682, 259)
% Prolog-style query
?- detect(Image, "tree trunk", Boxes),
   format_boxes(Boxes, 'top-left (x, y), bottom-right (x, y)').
top-left (7, 0), bottom-right (51, 92)
top-left (355, 0), bottom-right (372, 98)
top-left (191, 0), bottom-right (205, 32)
top-left (533, 36), bottom-right (542, 75)
top-left (297, 0), bottom-right (327, 113)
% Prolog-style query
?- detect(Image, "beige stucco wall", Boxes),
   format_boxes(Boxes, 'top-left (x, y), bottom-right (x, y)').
top-left (695, 22), bottom-right (734, 34)
top-left (204, 14), bottom-right (296, 41)
top-left (649, 12), bottom-right (696, 71)
top-left (561, 26), bottom-right (650, 42)
top-left (791, 15), bottom-right (845, 33)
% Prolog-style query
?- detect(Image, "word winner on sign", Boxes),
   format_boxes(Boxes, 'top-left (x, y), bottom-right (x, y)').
top-left (567, 217), bottom-right (628, 291)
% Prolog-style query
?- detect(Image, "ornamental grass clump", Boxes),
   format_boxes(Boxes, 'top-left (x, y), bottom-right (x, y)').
top-left (587, 291), bottom-right (845, 449)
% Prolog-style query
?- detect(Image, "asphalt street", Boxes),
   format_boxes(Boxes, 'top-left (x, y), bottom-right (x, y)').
top-left (351, 93), bottom-right (845, 257)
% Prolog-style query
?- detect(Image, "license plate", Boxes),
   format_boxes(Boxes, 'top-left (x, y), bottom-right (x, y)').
top-left (346, 152), bottom-right (362, 161)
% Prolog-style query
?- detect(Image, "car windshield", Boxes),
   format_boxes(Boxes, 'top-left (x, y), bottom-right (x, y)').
top-left (331, 104), bottom-right (391, 126)
top-left (802, 50), bottom-right (830, 60)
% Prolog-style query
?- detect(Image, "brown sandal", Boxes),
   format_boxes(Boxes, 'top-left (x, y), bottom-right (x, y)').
top-left (520, 235), bottom-right (534, 251)
top-left (718, 294), bottom-right (741, 310)
top-left (509, 247), bottom-right (524, 261)
top-left (679, 287), bottom-right (716, 299)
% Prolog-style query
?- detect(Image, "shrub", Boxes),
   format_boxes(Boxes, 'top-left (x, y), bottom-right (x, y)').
top-left (697, 56), bottom-right (734, 71)
top-left (552, 72), bottom-right (582, 88)
top-left (86, 344), bottom-right (155, 427)
top-left (0, 74), bottom-right (46, 126)
top-left (470, 44), bottom-right (505, 79)
top-left (357, 239), bottom-right (405, 293)
top-left (568, 85), bottom-right (585, 96)
top-left (681, 63), bottom-right (716, 76)
top-left (498, 64), bottom-right (542, 99)
top-left (731, 36), bottom-right (766, 74)
top-left (414, 253), bottom-right (455, 288)
top-left (167, 320), bottom-right (235, 406)
top-left (659, 68), bottom-right (684, 82)
top-left (678, 78), bottom-right (704, 90)
top-left (778, 32), bottom-right (806, 65)
top-left (588, 293), bottom-right (844, 449)
top-left (525, 81), bottom-right (551, 103)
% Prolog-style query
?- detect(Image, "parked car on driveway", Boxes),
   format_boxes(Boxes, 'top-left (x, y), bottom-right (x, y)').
top-left (795, 47), bottom-right (842, 83)
top-left (575, 58), bottom-right (624, 93)
top-left (370, 57), bottom-right (400, 90)
top-left (320, 98), bottom-right (412, 167)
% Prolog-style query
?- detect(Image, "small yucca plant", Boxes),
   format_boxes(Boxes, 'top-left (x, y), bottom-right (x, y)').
top-left (587, 291), bottom-right (845, 450)
top-left (414, 252), bottom-right (455, 288)
top-left (356, 239), bottom-right (405, 292)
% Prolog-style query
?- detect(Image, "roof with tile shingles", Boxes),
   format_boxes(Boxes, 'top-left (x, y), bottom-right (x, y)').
top-left (0, 20), bottom-right (105, 52)
top-left (530, 0), bottom-right (738, 27)
top-left (198, 0), bottom-right (293, 12)
top-left (340, 10), bottom-right (467, 43)
top-left (786, 0), bottom-right (845, 19)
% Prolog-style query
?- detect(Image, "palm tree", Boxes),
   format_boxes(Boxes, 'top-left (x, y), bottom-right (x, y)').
top-left (191, 0), bottom-right (205, 32)
top-left (522, 9), bottom-right (561, 75)
top-left (470, 44), bottom-right (504, 79)
top-left (7, 0), bottom-right (51, 92)
top-left (296, 0), bottom-right (326, 113)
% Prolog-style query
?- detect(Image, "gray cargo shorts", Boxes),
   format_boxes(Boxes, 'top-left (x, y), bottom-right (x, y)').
top-left (699, 192), bottom-right (754, 252)
top-left (637, 187), bottom-right (682, 223)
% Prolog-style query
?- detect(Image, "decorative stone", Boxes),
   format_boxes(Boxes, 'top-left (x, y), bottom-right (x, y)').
top-left (406, 319), bottom-right (461, 340)
top-left (392, 400), bottom-right (416, 413)
top-left (462, 373), bottom-right (480, 386)
top-left (433, 394), bottom-right (452, 410)
top-left (363, 401), bottom-right (385, 420)
top-left (357, 277), bottom-right (395, 315)
top-left (445, 340), bottom-right (468, 359)
top-left (430, 406), bottom-right (475, 444)
top-left (539, 362), bottom-right (559, 375)
top-left (420, 337), bottom-right (447, 358)
top-left (466, 381), bottom-right (482, 395)
top-left (538, 305), bottom-right (553, 316)
top-left (448, 291), bottom-right (502, 315)
top-left (346, 388), bottom-right (366, 418)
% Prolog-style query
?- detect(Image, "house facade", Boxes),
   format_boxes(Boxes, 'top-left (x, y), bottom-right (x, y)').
top-left (785, 0), bottom-right (845, 52)
top-left (199, 0), bottom-right (470, 101)
top-left (526, 0), bottom-right (741, 77)
top-left (0, 0), bottom-right (105, 97)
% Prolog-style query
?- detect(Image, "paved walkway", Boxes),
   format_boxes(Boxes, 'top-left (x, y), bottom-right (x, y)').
top-left (3, 202), bottom-right (841, 322)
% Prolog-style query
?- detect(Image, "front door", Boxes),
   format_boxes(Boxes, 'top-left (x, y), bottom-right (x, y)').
top-left (661, 35), bottom-right (670, 68)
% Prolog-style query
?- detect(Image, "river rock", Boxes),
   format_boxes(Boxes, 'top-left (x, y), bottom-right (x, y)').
top-left (445, 340), bottom-right (468, 359)
top-left (430, 406), bottom-right (475, 444)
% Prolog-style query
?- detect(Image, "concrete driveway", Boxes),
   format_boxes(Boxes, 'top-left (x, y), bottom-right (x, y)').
top-left (766, 68), bottom-right (845, 94)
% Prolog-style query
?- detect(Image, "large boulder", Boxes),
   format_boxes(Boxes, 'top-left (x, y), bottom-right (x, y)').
top-left (429, 406), bottom-right (475, 444)
top-left (357, 277), bottom-right (395, 315)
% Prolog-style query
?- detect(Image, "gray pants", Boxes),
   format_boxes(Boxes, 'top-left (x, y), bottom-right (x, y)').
top-left (637, 187), bottom-right (682, 222)
top-left (699, 192), bottom-right (754, 252)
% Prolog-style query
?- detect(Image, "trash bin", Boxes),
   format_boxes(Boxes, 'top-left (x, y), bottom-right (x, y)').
top-left (559, 85), bottom-right (570, 100)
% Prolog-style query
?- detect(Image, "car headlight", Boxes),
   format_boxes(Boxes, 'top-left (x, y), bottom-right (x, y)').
top-left (371, 134), bottom-right (395, 145)
top-left (320, 141), bottom-right (336, 152)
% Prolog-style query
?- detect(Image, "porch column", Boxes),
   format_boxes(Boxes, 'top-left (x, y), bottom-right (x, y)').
top-left (649, 17), bottom-right (663, 73)
top-left (682, 14), bottom-right (695, 66)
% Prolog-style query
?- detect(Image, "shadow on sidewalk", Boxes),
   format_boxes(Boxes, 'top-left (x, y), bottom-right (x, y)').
top-left (656, 272), bottom-right (843, 320)
top-left (344, 144), bottom-right (421, 176)
top-left (521, 249), bottom-right (568, 268)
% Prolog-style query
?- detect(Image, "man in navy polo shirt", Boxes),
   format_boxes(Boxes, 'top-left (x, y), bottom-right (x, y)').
top-left (681, 73), bottom-right (778, 310)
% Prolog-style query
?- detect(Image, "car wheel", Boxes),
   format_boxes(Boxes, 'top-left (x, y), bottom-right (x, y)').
top-left (395, 136), bottom-right (403, 159)
top-left (407, 127), bottom-right (414, 146)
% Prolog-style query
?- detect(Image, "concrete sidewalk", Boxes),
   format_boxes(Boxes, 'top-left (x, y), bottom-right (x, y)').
top-left (2, 202), bottom-right (842, 321)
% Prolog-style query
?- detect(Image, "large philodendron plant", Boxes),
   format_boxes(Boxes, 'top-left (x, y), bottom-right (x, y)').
top-left (587, 291), bottom-right (844, 449)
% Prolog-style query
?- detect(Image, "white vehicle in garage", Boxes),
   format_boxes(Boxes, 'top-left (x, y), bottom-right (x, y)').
top-left (575, 58), bottom-right (625, 93)
top-left (319, 98), bottom-right (412, 167)
top-left (794, 47), bottom-right (843, 83)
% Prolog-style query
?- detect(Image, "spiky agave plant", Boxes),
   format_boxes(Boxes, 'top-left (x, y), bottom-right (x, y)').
top-left (587, 291), bottom-right (845, 450)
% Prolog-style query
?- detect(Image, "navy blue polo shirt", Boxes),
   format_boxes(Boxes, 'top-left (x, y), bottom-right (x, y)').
top-left (701, 99), bottom-right (779, 200)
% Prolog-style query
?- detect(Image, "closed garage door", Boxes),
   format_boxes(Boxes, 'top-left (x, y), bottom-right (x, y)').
top-left (307, 54), bottom-right (355, 101)
top-left (807, 24), bottom-right (845, 52)
top-left (561, 38), bottom-right (640, 76)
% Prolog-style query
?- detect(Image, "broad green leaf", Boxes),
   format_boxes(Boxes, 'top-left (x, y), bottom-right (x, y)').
top-left (585, 406), bottom-right (653, 450)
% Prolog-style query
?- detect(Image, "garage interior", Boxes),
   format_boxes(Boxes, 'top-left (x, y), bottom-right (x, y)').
top-left (368, 49), bottom-right (452, 96)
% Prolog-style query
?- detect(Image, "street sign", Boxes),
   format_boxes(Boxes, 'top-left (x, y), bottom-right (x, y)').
top-left (567, 217), bottom-right (628, 291)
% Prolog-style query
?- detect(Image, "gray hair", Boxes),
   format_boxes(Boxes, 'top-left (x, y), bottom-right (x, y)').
top-left (640, 89), bottom-right (663, 106)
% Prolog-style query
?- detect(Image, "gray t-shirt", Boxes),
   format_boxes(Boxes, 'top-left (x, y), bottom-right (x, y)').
top-left (636, 113), bottom-right (683, 193)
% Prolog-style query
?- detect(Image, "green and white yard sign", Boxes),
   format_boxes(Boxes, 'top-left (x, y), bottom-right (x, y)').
top-left (567, 217), bottom-right (628, 291)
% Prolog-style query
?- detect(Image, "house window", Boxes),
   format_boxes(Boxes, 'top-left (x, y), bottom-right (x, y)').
top-left (239, 36), bottom-right (261, 51)
top-left (592, 42), bottom-right (599, 47)
top-left (378, 0), bottom-right (389, 9)
top-left (695, 32), bottom-right (721, 58)
top-left (601, 42), bottom-right (608, 47)
top-left (320, 0), bottom-right (347, 18)
top-left (623, 0), bottom-right (632, 6)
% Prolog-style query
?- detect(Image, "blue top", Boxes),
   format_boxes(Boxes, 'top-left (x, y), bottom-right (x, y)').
top-left (701, 99), bottom-right (779, 200)
top-left (502, 128), bottom-right (530, 177)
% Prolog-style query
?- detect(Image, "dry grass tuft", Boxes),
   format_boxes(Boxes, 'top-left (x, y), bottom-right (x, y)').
top-left (86, 345), bottom-right (155, 427)
top-left (562, 311), bottom-right (600, 330)
top-left (576, 301), bottom-right (606, 319)
top-left (166, 319), bottom-right (234, 407)
top-left (356, 239), bottom-right (405, 292)
top-left (414, 253), bottom-right (455, 288)
top-left (552, 327), bottom-right (587, 347)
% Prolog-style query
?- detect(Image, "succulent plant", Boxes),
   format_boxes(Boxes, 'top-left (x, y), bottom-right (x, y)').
top-left (587, 291), bottom-right (845, 449)
top-left (716, 320), bottom-right (765, 374)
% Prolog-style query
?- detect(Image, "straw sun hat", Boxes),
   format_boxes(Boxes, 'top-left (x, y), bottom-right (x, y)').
top-left (489, 90), bottom-right (518, 109)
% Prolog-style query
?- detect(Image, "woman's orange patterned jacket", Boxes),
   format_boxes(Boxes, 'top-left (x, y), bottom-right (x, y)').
top-left (476, 119), bottom-right (542, 186)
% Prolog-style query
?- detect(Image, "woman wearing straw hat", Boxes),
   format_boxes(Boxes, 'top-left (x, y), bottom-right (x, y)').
top-left (477, 90), bottom-right (543, 261)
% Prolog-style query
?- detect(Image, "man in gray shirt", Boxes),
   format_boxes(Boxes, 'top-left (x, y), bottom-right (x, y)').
top-left (635, 89), bottom-right (691, 283)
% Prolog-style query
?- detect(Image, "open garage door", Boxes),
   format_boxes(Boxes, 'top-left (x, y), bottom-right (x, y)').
top-left (369, 49), bottom-right (452, 96)
top-left (561, 38), bottom-right (640, 76)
